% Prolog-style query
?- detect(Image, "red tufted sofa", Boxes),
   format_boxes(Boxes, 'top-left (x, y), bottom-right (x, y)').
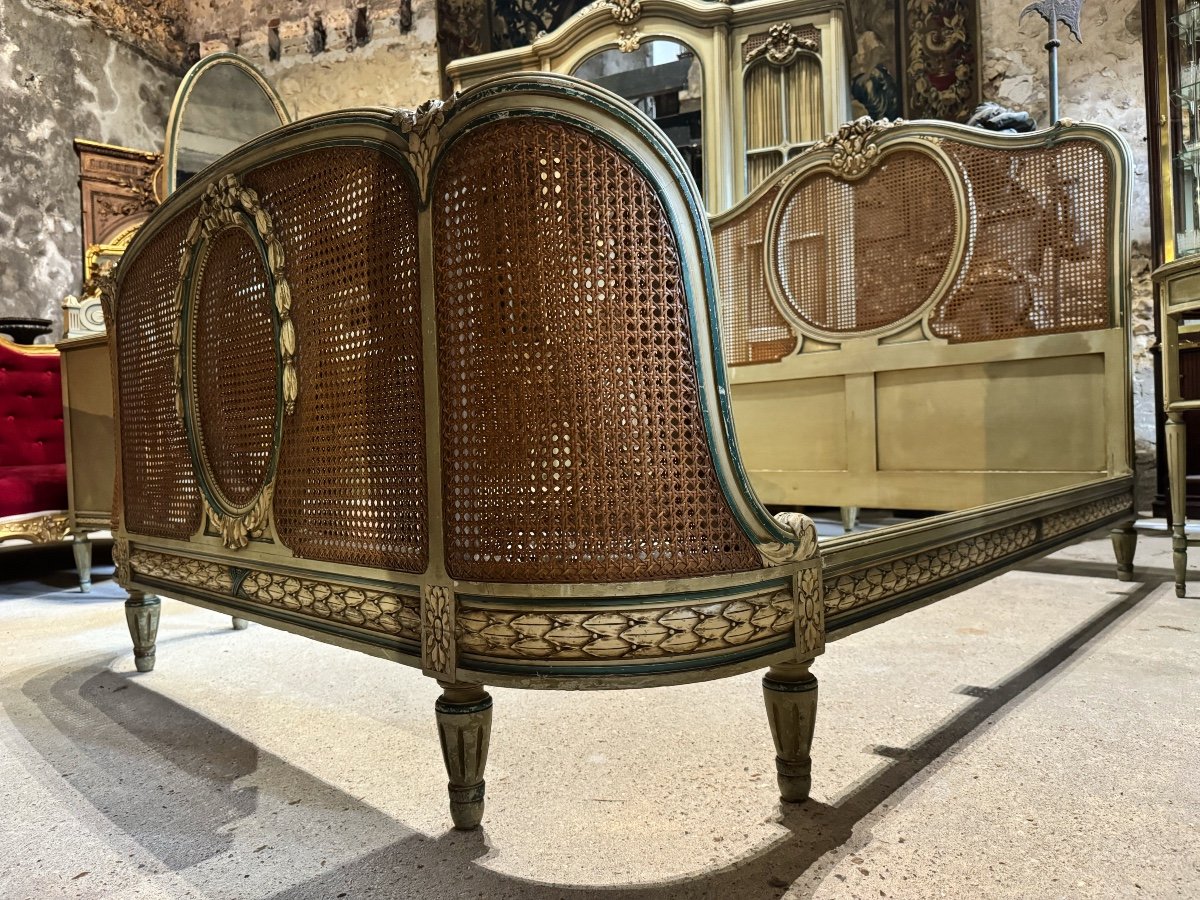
top-left (0, 335), bottom-right (79, 580)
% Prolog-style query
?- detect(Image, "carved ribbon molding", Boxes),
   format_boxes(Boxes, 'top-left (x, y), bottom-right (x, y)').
top-left (744, 24), bottom-right (820, 67)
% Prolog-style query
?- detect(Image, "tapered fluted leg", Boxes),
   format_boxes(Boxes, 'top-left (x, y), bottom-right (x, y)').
top-left (840, 506), bottom-right (858, 533)
top-left (71, 531), bottom-right (92, 593)
top-left (435, 683), bottom-right (492, 830)
top-left (1167, 412), bottom-right (1188, 597)
top-left (1109, 523), bottom-right (1137, 583)
top-left (125, 591), bottom-right (160, 673)
top-left (231, 617), bottom-right (249, 630)
top-left (762, 662), bottom-right (818, 803)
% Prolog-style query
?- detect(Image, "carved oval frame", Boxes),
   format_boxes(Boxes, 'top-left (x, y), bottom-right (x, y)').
top-left (173, 174), bottom-right (297, 550)
top-left (762, 125), bottom-right (972, 345)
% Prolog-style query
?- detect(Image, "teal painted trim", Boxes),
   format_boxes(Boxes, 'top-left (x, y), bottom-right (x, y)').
top-left (437, 76), bottom-right (790, 546)
top-left (459, 634), bottom-right (794, 679)
top-left (456, 575), bottom-right (791, 609)
top-left (136, 574), bottom-right (422, 658)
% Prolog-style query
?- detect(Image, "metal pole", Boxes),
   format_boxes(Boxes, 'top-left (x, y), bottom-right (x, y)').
top-left (1047, 35), bottom-right (1060, 123)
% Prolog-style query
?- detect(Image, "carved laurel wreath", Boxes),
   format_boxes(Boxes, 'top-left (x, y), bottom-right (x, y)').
top-left (744, 24), bottom-right (820, 67)
top-left (173, 173), bottom-right (297, 550)
top-left (814, 116), bottom-right (905, 180)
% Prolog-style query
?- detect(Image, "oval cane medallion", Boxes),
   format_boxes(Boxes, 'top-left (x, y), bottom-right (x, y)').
top-left (769, 147), bottom-right (963, 339)
top-left (192, 224), bottom-right (279, 510)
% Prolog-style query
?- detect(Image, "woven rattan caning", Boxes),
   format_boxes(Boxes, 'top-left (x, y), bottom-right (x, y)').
top-left (931, 139), bottom-right (1112, 343)
top-left (115, 205), bottom-right (203, 539)
top-left (245, 148), bottom-right (429, 573)
top-left (191, 225), bottom-right (278, 510)
top-left (433, 117), bottom-right (761, 583)
top-left (773, 149), bottom-right (959, 335)
top-left (712, 183), bottom-right (796, 366)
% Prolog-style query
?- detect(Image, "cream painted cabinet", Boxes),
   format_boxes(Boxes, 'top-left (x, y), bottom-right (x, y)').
top-left (446, 0), bottom-right (851, 213)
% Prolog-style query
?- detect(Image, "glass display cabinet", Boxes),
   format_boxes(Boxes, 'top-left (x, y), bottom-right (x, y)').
top-left (1147, 0), bottom-right (1200, 594)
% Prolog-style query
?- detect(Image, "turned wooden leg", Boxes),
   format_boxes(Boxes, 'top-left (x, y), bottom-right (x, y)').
top-left (125, 591), bottom-right (161, 673)
top-left (71, 530), bottom-right (92, 593)
top-left (840, 506), bottom-right (859, 533)
top-left (435, 683), bottom-right (492, 830)
top-left (1109, 523), bottom-right (1137, 583)
top-left (231, 617), bottom-right (249, 630)
top-left (763, 662), bottom-right (818, 803)
top-left (1167, 412), bottom-right (1188, 597)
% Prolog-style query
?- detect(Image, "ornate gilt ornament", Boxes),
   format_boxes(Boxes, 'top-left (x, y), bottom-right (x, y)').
top-left (112, 537), bottom-right (131, 587)
top-left (456, 587), bottom-right (801, 661)
top-left (394, 96), bottom-right (457, 198)
top-left (758, 511), bottom-right (819, 565)
top-left (617, 27), bottom-right (641, 53)
top-left (600, 0), bottom-right (641, 25)
top-left (815, 116), bottom-right (905, 180)
top-left (423, 585), bottom-right (455, 677)
top-left (744, 24), bottom-right (820, 67)
top-left (173, 173), bottom-right (297, 550)
top-left (0, 512), bottom-right (70, 545)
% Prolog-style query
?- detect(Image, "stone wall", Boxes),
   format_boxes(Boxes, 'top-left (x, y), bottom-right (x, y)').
top-left (184, 1), bottom-right (441, 116)
top-left (0, 0), bottom-right (178, 329)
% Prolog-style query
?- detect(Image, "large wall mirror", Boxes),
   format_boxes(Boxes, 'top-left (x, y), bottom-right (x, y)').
top-left (164, 53), bottom-right (290, 196)
top-left (572, 39), bottom-right (703, 193)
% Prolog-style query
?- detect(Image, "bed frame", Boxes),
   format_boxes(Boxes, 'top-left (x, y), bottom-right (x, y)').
top-left (104, 75), bottom-right (1136, 832)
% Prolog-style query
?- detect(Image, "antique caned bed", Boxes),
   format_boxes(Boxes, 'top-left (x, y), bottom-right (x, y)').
top-left (104, 74), bottom-right (1135, 830)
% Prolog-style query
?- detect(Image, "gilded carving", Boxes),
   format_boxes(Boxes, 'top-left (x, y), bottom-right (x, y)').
top-left (456, 588), bottom-right (803, 661)
top-left (744, 23), bottom-right (820, 67)
top-left (112, 537), bottom-right (131, 587)
top-left (1042, 493), bottom-right (1132, 539)
top-left (796, 567), bottom-right (824, 657)
top-left (815, 117), bottom-right (905, 180)
top-left (0, 512), bottom-right (70, 545)
top-left (423, 585), bottom-right (456, 677)
top-left (241, 571), bottom-right (421, 638)
top-left (394, 96), bottom-right (457, 198)
top-left (825, 523), bottom-right (1039, 614)
top-left (617, 28), bottom-right (641, 53)
top-left (758, 511), bottom-right (820, 566)
top-left (130, 550), bottom-right (234, 593)
top-left (600, 0), bottom-right (642, 25)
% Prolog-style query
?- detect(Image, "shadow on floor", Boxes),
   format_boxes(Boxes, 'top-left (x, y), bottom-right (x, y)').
top-left (2, 573), bottom-right (1163, 899)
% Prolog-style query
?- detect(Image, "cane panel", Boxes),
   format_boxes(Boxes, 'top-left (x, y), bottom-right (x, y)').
top-left (772, 149), bottom-right (959, 335)
top-left (931, 139), bottom-right (1112, 343)
top-left (115, 206), bottom-right (203, 539)
top-left (191, 225), bottom-right (278, 510)
top-left (713, 184), bottom-right (796, 366)
top-left (248, 148), bottom-right (428, 573)
top-left (433, 117), bottom-right (760, 583)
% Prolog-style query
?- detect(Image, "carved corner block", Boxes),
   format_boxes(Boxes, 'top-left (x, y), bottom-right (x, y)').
top-left (422, 584), bottom-right (456, 679)
top-left (795, 566), bottom-right (825, 659)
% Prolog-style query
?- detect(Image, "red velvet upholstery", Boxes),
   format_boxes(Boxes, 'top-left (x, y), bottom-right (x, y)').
top-left (0, 338), bottom-right (67, 518)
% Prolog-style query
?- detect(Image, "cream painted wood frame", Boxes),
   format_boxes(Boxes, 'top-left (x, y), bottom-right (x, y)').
top-left (712, 118), bottom-right (1136, 518)
top-left (445, 0), bottom-right (852, 213)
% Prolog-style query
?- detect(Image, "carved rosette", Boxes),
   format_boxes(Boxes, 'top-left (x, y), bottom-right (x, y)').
top-left (173, 174), bottom-right (296, 551)
top-left (423, 585), bottom-right (456, 678)
top-left (758, 511), bottom-right (819, 566)
top-left (815, 117), bottom-right (905, 180)
top-left (394, 95), bottom-right (457, 199)
top-left (744, 23), bottom-right (820, 67)
top-left (617, 28), bottom-right (641, 53)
